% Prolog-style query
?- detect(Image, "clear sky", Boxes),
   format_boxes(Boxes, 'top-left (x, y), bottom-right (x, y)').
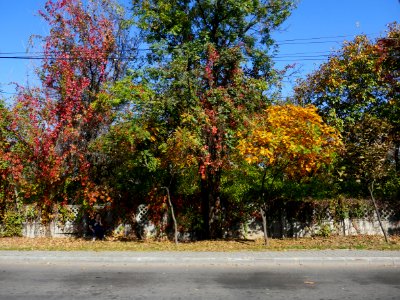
top-left (273, 0), bottom-right (400, 96)
top-left (0, 0), bottom-right (399, 101)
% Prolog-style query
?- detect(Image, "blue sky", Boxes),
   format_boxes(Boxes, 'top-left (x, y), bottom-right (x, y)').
top-left (0, 0), bottom-right (399, 101)
top-left (272, 0), bottom-right (400, 96)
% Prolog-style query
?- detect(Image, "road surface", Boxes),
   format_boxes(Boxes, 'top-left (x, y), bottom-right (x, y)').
top-left (1, 261), bottom-right (399, 299)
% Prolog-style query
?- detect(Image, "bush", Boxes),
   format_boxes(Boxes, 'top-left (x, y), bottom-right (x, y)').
top-left (315, 223), bottom-right (332, 237)
top-left (0, 210), bottom-right (23, 237)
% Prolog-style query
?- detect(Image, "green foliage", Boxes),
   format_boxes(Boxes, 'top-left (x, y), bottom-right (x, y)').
top-left (381, 171), bottom-right (400, 201)
top-left (0, 210), bottom-right (23, 237)
top-left (220, 163), bottom-right (263, 225)
top-left (295, 35), bottom-right (389, 129)
top-left (24, 205), bottom-right (39, 222)
top-left (294, 25), bottom-right (400, 201)
top-left (56, 204), bottom-right (76, 226)
top-left (174, 167), bottom-right (200, 196)
top-left (2, 1), bottom-right (398, 240)
top-left (315, 223), bottom-right (332, 238)
top-left (133, 0), bottom-right (295, 65)
top-left (125, 0), bottom-right (297, 239)
top-left (343, 115), bottom-right (394, 186)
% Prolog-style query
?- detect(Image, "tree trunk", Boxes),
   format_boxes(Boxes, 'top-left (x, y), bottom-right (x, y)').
top-left (260, 169), bottom-right (269, 246)
top-left (14, 187), bottom-right (21, 213)
top-left (395, 143), bottom-right (400, 173)
top-left (368, 181), bottom-right (388, 243)
top-left (260, 206), bottom-right (269, 246)
top-left (200, 170), bottom-right (222, 240)
top-left (162, 187), bottom-right (178, 244)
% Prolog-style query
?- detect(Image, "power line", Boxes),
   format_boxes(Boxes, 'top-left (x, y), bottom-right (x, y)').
top-left (275, 33), bottom-right (372, 42)
top-left (0, 48), bottom-right (395, 62)
top-left (260, 32), bottom-right (394, 44)
top-left (0, 32), bottom-right (397, 56)
top-left (0, 56), bottom-right (44, 60)
top-left (0, 54), bottom-right (392, 62)
top-left (0, 32), bottom-right (397, 63)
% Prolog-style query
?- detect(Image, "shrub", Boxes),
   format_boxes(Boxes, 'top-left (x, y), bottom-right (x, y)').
top-left (0, 210), bottom-right (23, 237)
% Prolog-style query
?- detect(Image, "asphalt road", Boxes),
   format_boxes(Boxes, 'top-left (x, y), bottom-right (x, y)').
top-left (0, 262), bottom-right (399, 300)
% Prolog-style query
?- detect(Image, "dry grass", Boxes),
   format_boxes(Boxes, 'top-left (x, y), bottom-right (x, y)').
top-left (0, 235), bottom-right (399, 251)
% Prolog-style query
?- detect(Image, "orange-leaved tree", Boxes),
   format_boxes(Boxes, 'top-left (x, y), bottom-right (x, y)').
top-left (237, 104), bottom-right (342, 245)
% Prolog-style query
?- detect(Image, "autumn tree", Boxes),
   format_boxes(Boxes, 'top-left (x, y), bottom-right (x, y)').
top-left (2, 0), bottom-right (133, 217)
top-left (130, 0), bottom-right (296, 239)
top-left (343, 114), bottom-right (393, 242)
top-left (294, 24), bottom-right (400, 201)
top-left (295, 36), bottom-right (382, 128)
top-left (0, 100), bottom-right (17, 211)
top-left (376, 23), bottom-right (400, 172)
top-left (237, 104), bottom-right (342, 245)
top-left (294, 25), bottom-right (400, 240)
top-left (294, 25), bottom-right (399, 172)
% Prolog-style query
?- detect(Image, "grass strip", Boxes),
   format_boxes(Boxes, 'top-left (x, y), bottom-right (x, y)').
top-left (0, 235), bottom-right (399, 251)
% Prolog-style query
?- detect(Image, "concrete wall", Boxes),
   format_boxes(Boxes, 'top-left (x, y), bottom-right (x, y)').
top-left (18, 204), bottom-right (400, 239)
top-left (22, 221), bottom-right (79, 238)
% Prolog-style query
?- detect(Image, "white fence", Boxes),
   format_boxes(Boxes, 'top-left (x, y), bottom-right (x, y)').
top-left (17, 204), bottom-right (400, 239)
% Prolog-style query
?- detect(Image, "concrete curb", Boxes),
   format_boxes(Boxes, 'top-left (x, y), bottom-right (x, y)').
top-left (1, 250), bottom-right (400, 266)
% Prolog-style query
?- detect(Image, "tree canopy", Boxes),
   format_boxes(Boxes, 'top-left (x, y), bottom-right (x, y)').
top-left (0, 1), bottom-right (398, 241)
top-left (294, 22), bottom-right (399, 199)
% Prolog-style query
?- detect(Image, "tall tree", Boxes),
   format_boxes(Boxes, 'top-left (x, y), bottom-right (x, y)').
top-left (131, 0), bottom-right (295, 239)
top-left (294, 25), bottom-right (400, 197)
top-left (3, 0), bottom-right (132, 211)
top-left (376, 23), bottom-right (400, 171)
top-left (0, 100), bottom-right (20, 211)
top-left (343, 114), bottom-right (393, 242)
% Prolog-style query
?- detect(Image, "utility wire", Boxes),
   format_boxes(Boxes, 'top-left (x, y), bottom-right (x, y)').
top-left (275, 33), bottom-right (376, 42)
top-left (0, 54), bottom-right (396, 62)
top-left (0, 51), bottom-right (335, 58)
top-left (0, 32), bottom-right (397, 56)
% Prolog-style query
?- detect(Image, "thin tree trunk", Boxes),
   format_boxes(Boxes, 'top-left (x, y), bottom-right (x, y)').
top-left (260, 206), bottom-right (269, 246)
top-left (368, 181), bottom-right (388, 243)
top-left (162, 187), bottom-right (178, 244)
top-left (260, 169), bottom-right (269, 246)
top-left (14, 187), bottom-right (21, 213)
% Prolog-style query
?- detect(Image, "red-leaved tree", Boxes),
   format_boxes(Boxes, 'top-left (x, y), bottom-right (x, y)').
top-left (4, 0), bottom-right (128, 213)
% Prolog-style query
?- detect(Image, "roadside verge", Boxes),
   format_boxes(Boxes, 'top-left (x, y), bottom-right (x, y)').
top-left (1, 250), bottom-right (400, 266)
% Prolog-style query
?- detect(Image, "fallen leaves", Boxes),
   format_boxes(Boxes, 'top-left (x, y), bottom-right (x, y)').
top-left (0, 235), bottom-right (399, 251)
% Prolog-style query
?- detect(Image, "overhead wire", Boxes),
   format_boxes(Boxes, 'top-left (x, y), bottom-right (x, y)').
top-left (0, 32), bottom-right (397, 95)
top-left (0, 32), bottom-right (396, 61)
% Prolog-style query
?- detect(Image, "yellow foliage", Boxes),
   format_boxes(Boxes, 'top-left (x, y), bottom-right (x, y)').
top-left (164, 127), bottom-right (201, 168)
top-left (237, 104), bottom-right (342, 177)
